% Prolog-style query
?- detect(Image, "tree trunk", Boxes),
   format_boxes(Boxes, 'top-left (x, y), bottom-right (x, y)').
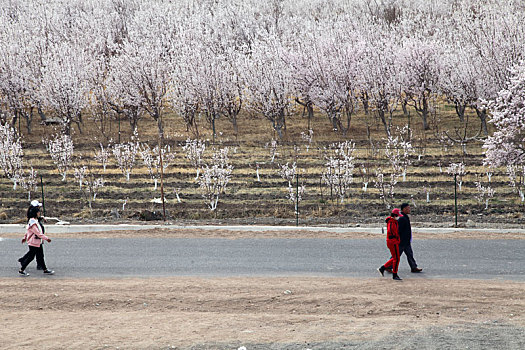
top-left (128, 110), bottom-right (138, 133)
top-left (378, 109), bottom-right (390, 137)
top-left (411, 95), bottom-right (430, 131)
top-left (22, 107), bottom-right (34, 134)
top-left (11, 110), bottom-right (18, 129)
top-left (340, 105), bottom-right (352, 136)
top-left (74, 112), bottom-right (83, 134)
top-left (330, 113), bottom-right (339, 133)
top-left (414, 96), bottom-right (430, 131)
top-left (212, 117), bottom-right (216, 143)
top-left (156, 115), bottom-right (164, 142)
top-left (421, 108), bottom-right (429, 131)
top-left (38, 106), bottom-right (47, 122)
top-left (402, 99), bottom-right (409, 117)
top-left (421, 96), bottom-right (429, 130)
top-left (475, 107), bottom-right (489, 136)
top-left (361, 92), bottom-right (369, 115)
top-left (307, 102), bottom-right (314, 130)
top-left (270, 110), bottom-right (286, 139)
top-left (233, 118), bottom-right (238, 139)
top-left (272, 118), bottom-right (284, 139)
top-left (62, 119), bottom-right (72, 136)
top-left (455, 101), bottom-right (466, 123)
top-left (296, 98), bottom-right (314, 130)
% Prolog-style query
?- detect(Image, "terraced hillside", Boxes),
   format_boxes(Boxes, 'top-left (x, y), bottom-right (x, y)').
top-left (0, 107), bottom-right (522, 227)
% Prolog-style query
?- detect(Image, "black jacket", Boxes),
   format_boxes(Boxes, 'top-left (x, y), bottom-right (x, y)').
top-left (38, 217), bottom-right (45, 244)
top-left (398, 214), bottom-right (411, 245)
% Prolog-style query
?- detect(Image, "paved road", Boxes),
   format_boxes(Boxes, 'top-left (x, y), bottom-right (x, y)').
top-left (1, 238), bottom-right (523, 280)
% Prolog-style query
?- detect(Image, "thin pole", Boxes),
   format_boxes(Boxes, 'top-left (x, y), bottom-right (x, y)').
top-left (40, 175), bottom-right (46, 216)
top-left (159, 140), bottom-right (166, 221)
top-left (454, 174), bottom-right (458, 227)
top-left (296, 173), bottom-right (299, 227)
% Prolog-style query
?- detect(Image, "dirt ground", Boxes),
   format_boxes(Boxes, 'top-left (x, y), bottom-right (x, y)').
top-left (2, 227), bottom-right (525, 240)
top-left (0, 277), bottom-right (523, 349)
top-left (1, 228), bottom-right (523, 349)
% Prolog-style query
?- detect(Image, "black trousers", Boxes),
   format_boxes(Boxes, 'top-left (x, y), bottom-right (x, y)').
top-left (399, 242), bottom-right (418, 269)
top-left (19, 246), bottom-right (47, 271)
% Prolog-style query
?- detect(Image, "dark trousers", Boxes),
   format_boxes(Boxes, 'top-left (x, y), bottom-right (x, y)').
top-left (19, 246), bottom-right (47, 271)
top-left (399, 242), bottom-right (417, 269)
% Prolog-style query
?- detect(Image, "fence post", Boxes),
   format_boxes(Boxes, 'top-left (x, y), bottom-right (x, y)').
top-left (159, 139), bottom-right (166, 221)
top-left (296, 173), bottom-right (299, 227)
top-left (454, 174), bottom-right (458, 227)
top-left (40, 175), bottom-right (46, 216)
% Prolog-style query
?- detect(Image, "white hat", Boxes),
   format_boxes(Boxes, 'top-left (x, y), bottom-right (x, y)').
top-left (30, 200), bottom-right (42, 207)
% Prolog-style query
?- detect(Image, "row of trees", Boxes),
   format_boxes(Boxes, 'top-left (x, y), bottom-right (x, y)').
top-left (1, 0), bottom-right (525, 218)
top-left (1, 0), bottom-right (524, 142)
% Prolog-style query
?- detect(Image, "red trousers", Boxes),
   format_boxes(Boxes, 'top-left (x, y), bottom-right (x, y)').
top-left (383, 241), bottom-right (400, 274)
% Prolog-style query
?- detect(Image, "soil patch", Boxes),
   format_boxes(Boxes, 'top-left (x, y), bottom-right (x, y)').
top-left (0, 277), bottom-right (523, 349)
top-left (2, 227), bottom-right (524, 240)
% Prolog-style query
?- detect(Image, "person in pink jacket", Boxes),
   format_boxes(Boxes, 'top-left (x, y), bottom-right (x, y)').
top-left (18, 202), bottom-right (54, 276)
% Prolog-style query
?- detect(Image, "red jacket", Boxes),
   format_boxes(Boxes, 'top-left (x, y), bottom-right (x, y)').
top-left (385, 216), bottom-right (400, 244)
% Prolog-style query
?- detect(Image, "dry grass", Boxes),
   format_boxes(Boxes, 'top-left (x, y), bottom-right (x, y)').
top-left (2, 102), bottom-right (520, 226)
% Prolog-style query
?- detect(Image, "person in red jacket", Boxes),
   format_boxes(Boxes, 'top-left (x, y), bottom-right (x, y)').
top-left (378, 208), bottom-right (402, 280)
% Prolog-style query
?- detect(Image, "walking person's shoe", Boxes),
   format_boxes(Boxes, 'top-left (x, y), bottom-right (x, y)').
top-left (43, 270), bottom-right (55, 275)
top-left (392, 273), bottom-right (402, 281)
top-left (411, 268), bottom-right (423, 273)
top-left (377, 266), bottom-right (386, 277)
top-left (18, 270), bottom-right (29, 277)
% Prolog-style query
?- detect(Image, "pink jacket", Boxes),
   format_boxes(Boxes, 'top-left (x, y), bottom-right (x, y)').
top-left (24, 219), bottom-right (49, 247)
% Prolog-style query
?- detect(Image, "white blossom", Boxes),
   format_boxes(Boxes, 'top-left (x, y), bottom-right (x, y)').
top-left (385, 126), bottom-right (414, 181)
top-left (278, 161), bottom-right (305, 213)
top-left (199, 147), bottom-right (234, 211)
top-left (300, 129), bottom-right (314, 152)
top-left (374, 167), bottom-right (398, 209)
top-left (74, 166), bottom-right (87, 190)
top-left (94, 143), bottom-right (110, 172)
top-left (506, 165), bottom-right (525, 202)
top-left (266, 139), bottom-right (279, 163)
top-left (446, 162), bottom-right (466, 191)
top-left (140, 143), bottom-right (176, 190)
top-left (278, 162), bottom-right (297, 187)
top-left (45, 133), bottom-right (74, 182)
top-left (112, 130), bottom-right (139, 181)
top-left (0, 123), bottom-right (24, 189)
top-left (182, 138), bottom-right (206, 180)
top-left (475, 175), bottom-right (495, 210)
top-left (21, 166), bottom-right (38, 201)
top-left (322, 141), bottom-right (355, 204)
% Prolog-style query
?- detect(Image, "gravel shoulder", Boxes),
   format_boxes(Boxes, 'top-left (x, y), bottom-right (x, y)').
top-left (1, 277), bottom-right (523, 349)
top-left (2, 226), bottom-right (525, 239)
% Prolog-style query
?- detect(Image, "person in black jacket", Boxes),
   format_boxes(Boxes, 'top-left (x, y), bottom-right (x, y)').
top-left (398, 203), bottom-right (422, 273)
